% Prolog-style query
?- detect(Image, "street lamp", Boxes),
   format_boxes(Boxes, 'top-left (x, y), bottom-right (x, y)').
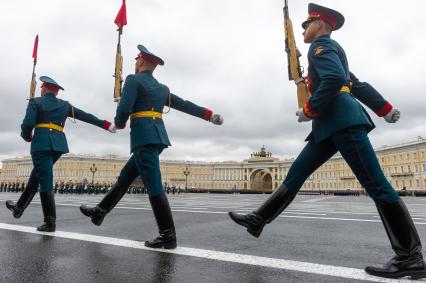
top-left (183, 164), bottom-right (190, 191)
top-left (89, 163), bottom-right (98, 185)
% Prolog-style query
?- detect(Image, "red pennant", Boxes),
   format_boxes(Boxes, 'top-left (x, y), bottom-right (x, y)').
top-left (32, 35), bottom-right (39, 60)
top-left (114, 0), bottom-right (127, 29)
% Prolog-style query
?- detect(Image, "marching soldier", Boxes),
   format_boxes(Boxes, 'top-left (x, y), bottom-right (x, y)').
top-left (80, 44), bottom-right (223, 249)
top-left (6, 76), bottom-right (116, 232)
top-left (229, 3), bottom-right (425, 280)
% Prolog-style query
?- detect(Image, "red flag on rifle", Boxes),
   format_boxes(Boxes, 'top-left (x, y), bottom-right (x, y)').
top-left (32, 35), bottom-right (39, 60)
top-left (114, 0), bottom-right (127, 29)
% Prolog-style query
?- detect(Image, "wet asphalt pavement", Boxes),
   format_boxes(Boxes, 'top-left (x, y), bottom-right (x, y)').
top-left (0, 193), bottom-right (425, 282)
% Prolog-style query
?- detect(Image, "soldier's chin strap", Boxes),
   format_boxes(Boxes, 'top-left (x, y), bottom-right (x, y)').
top-left (67, 105), bottom-right (76, 124)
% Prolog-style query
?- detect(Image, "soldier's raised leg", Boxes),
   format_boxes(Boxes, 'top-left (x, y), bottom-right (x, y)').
top-left (80, 155), bottom-right (139, 225)
top-left (6, 169), bottom-right (39, 218)
top-left (229, 139), bottom-right (337, 237)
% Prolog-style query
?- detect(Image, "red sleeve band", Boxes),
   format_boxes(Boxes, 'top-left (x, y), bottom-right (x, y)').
top-left (303, 102), bottom-right (318, 118)
top-left (376, 102), bottom-right (393, 117)
top-left (204, 109), bottom-right (213, 121)
top-left (103, 121), bottom-right (112, 130)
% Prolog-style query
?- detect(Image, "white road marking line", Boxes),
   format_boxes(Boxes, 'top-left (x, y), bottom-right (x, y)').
top-left (61, 203), bottom-right (425, 216)
top-left (302, 196), bottom-right (337, 203)
top-left (19, 203), bottom-right (426, 225)
top-left (234, 209), bottom-right (328, 216)
top-left (372, 216), bottom-right (426, 221)
top-left (0, 223), bottom-right (417, 283)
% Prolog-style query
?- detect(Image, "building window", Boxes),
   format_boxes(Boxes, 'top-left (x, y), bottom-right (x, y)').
top-left (415, 164), bottom-right (418, 173)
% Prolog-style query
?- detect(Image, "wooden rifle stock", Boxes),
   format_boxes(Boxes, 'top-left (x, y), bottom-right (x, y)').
top-left (29, 74), bottom-right (36, 100)
top-left (284, 0), bottom-right (310, 108)
top-left (28, 61), bottom-right (36, 100)
top-left (113, 51), bottom-right (123, 102)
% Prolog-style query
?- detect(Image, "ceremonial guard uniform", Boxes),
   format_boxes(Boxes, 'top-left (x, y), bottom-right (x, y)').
top-left (80, 44), bottom-right (223, 249)
top-left (229, 4), bottom-right (425, 280)
top-left (6, 76), bottom-right (114, 232)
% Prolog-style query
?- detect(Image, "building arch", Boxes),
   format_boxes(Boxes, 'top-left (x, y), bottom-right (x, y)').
top-left (249, 169), bottom-right (273, 191)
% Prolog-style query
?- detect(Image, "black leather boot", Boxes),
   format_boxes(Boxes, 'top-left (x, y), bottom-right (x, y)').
top-left (365, 199), bottom-right (426, 279)
top-left (228, 184), bottom-right (296, 238)
top-left (37, 191), bottom-right (56, 232)
top-left (145, 193), bottom-right (177, 249)
top-left (6, 182), bottom-right (38, 219)
top-left (80, 181), bottom-right (127, 226)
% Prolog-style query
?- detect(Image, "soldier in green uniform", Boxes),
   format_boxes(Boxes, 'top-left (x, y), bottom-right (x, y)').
top-left (229, 3), bottom-right (425, 280)
top-left (6, 76), bottom-right (115, 232)
top-left (80, 44), bottom-right (223, 249)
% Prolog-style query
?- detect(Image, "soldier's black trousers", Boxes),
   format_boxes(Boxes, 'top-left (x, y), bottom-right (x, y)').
top-left (283, 126), bottom-right (399, 203)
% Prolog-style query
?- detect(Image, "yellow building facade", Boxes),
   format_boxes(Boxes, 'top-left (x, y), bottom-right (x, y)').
top-left (1, 139), bottom-right (426, 191)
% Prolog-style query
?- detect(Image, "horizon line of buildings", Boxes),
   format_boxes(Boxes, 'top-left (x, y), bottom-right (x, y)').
top-left (1, 139), bottom-right (426, 191)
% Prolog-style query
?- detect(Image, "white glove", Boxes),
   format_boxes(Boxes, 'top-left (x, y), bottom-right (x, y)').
top-left (296, 108), bottom-right (311, 123)
top-left (108, 124), bottom-right (117, 133)
top-left (209, 113), bottom-right (223, 125)
top-left (384, 108), bottom-right (400, 123)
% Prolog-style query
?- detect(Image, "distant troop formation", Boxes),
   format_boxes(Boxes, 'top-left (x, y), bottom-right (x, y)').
top-left (4, 2), bottom-right (425, 281)
top-left (0, 182), bottom-right (173, 195)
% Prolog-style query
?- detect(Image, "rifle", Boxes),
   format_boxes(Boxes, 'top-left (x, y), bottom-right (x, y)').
top-left (283, 0), bottom-right (310, 108)
top-left (113, 30), bottom-right (123, 102)
top-left (29, 35), bottom-right (38, 100)
top-left (113, 0), bottom-right (127, 102)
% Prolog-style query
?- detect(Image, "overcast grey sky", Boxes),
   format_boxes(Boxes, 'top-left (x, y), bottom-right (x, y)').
top-left (1, 0), bottom-right (426, 165)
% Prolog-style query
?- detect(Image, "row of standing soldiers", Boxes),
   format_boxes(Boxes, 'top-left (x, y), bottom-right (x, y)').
top-left (0, 182), bottom-right (181, 195)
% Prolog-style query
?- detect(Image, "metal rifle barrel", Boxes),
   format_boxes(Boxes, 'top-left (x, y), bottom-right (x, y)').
top-left (283, 0), bottom-right (289, 19)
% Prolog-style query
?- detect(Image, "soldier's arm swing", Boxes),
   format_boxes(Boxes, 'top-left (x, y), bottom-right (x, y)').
top-left (349, 72), bottom-right (400, 123)
top-left (165, 92), bottom-right (223, 125)
top-left (68, 104), bottom-right (116, 132)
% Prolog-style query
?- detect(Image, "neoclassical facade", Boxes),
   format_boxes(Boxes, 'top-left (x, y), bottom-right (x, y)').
top-left (1, 139), bottom-right (426, 191)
